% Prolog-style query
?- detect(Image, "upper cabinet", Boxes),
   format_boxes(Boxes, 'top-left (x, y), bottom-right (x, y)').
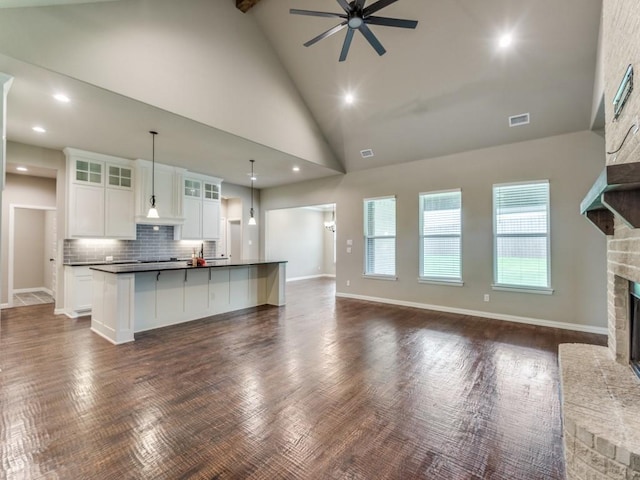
top-left (134, 159), bottom-right (186, 225)
top-left (177, 173), bottom-right (222, 240)
top-left (65, 148), bottom-right (136, 239)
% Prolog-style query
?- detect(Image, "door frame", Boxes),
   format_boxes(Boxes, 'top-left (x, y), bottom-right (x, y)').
top-left (227, 217), bottom-right (242, 261)
top-left (7, 204), bottom-right (57, 308)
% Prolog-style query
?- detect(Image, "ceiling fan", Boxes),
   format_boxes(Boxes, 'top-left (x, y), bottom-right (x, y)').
top-left (290, 0), bottom-right (418, 62)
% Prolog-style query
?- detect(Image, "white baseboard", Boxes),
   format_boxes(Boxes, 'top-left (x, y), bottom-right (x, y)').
top-left (287, 274), bottom-right (335, 282)
top-left (54, 308), bottom-right (66, 316)
top-left (13, 287), bottom-right (53, 295)
top-left (0, 303), bottom-right (9, 309)
top-left (335, 292), bottom-right (608, 335)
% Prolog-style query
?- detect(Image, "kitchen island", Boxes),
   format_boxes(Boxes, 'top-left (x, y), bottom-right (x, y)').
top-left (89, 259), bottom-right (286, 344)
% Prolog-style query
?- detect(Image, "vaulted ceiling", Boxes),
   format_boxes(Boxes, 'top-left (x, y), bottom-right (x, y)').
top-left (0, 0), bottom-right (602, 188)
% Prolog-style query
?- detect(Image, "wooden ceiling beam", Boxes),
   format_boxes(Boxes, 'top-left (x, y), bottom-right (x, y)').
top-left (236, 0), bottom-right (263, 13)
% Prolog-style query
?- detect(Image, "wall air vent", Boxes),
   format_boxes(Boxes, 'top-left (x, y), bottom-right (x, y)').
top-left (360, 149), bottom-right (374, 158)
top-left (509, 113), bottom-right (530, 127)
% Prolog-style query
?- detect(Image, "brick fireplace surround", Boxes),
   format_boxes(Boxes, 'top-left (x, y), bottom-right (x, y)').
top-left (558, 2), bottom-right (640, 479)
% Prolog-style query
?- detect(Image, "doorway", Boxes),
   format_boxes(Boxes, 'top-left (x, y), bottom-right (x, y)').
top-left (8, 205), bottom-right (57, 307)
top-left (265, 204), bottom-right (336, 281)
top-left (227, 218), bottom-right (242, 261)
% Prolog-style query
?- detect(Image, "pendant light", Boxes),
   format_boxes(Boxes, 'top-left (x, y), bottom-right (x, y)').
top-left (248, 159), bottom-right (257, 226)
top-left (147, 130), bottom-right (159, 219)
top-left (324, 204), bottom-right (336, 232)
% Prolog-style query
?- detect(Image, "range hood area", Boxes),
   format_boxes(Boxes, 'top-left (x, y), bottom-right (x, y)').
top-left (580, 162), bottom-right (640, 235)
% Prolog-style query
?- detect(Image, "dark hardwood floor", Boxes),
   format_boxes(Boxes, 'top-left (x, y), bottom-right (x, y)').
top-left (0, 278), bottom-right (605, 479)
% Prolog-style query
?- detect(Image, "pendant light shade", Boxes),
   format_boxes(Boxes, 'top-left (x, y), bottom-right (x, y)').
top-left (248, 159), bottom-right (256, 226)
top-left (147, 130), bottom-right (159, 219)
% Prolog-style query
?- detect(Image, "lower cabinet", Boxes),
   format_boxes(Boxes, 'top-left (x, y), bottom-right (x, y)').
top-left (64, 266), bottom-right (93, 317)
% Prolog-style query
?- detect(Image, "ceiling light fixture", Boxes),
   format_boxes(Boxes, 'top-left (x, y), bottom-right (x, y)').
top-left (147, 130), bottom-right (159, 219)
top-left (293, 166), bottom-right (300, 172)
top-left (345, 93), bottom-right (354, 104)
top-left (53, 93), bottom-right (70, 103)
top-left (32, 126), bottom-right (46, 133)
top-left (16, 166), bottom-right (28, 172)
top-left (498, 33), bottom-right (513, 49)
top-left (248, 159), bottom-right (257, 226)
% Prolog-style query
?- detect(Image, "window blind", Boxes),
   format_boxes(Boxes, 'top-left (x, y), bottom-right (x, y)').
top-left (420, 190), bottom-right (461, 280)
top-left (494, 181), bottom-right (550, 288)
top-left (364, 197), bottom-right (396, 276)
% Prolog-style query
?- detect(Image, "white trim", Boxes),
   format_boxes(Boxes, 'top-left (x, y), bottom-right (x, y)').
top-left (492, 284), bottom-right (554, 295)
top-left (418, 278), bottom-right (464, 287)
top-left (335, 292), bottom-right (607, 335)
top-left (90, 327), bottom-right (129, 345)
top-left (8, 204), bottom-right (57, 308)
top-left (287, 274), bottom-right (335, 282)
top-left (362, 274), bottom-right (397, 281)
top-left (54, 308), bottom-right (66, 315)
top-left (0, 303), bottom-right (9, 309)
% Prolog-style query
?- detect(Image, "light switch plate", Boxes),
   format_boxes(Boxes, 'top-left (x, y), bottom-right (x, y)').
top-left (347, 239), bottom-right (353, 246)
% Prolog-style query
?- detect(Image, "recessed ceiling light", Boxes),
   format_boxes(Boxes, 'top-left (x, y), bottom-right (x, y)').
top-left (250, 175), bottom-right (257, 181)
top-left (293, 166), bottom-right (300, 172)
top-left (345, 93), bottom-right (354, 104)
top-left (16, 166), bottom-right (28, 172)
top-left (32, 126), bottom-right (46, 133)
top-left (498, 33), bottom-right (513, 49)
top-left (53, 93), bottom-right (70, 103)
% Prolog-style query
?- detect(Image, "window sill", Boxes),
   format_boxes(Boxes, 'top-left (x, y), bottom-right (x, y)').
top-left (418, 278), bottom-right (464, 287)
top-left (491, 284), bottom-right (554, 295)
top-left (362, 274), bottom-right (397, 281)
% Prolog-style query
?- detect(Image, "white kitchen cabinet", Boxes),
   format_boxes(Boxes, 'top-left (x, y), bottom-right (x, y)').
top-left (64, 148), bottom-right (135, 239)
top-left (184, 268), bottom-right (209, 316)
top-left (178, 174), bottom-right (222, 240)
top-left (134, 159), bottom-right (185, 225)
top-left (64, 265), bottom-right (93, 317)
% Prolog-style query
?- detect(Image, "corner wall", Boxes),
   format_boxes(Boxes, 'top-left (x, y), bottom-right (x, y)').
top-left (262, 130), bottom-right (607, 331)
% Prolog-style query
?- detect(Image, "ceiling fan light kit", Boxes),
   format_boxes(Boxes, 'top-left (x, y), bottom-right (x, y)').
top-left (290, 0), bottom-right (418, 62)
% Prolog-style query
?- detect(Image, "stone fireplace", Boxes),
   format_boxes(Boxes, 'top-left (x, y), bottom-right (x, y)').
top-left (558, 1), bottom-right (640, 477)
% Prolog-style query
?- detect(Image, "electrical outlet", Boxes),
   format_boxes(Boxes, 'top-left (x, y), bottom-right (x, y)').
top-left (346, 280), bottom-right (350, 287)
top-left (347, 247), bottom-right (352, 254)
top-left (484, 294), bottom-right (490, 302)
top-left (105, 255), bottom-right (113, 262)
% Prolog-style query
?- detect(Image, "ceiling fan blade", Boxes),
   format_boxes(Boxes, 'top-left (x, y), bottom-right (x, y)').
top-left (354, 0), bottom-right (366, 10)
top-left (290, 9), bottom-right (347, 19)
top-left (339, 28), bottom-right (355, 62)
top-left (363, 0), bottom-right (398, 16)
top-left (304, 22), bottom-right (348, 47)
top-left (336, 0), bottom-right (351, 13)
top-left (365, 16), bottom-right (418, 29)
top-left (358, 22), bottom-right (386, 56)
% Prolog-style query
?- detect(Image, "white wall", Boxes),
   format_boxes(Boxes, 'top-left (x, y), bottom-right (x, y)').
top-left (223, 183), bottom-right (259, 261)
top-left (323, 211), bottom-right (336, 277)
top-left (266, 207), bottom-right (327, 280)
top-left (1, 173), bottom-right (57, 303)
top-left (261, 130), bottom-right (608, 331)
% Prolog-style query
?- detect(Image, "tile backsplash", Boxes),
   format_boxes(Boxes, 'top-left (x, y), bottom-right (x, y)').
top-left (63, 225), bottom-right (218, 264)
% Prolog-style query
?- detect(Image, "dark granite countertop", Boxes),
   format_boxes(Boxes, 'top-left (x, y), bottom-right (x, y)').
top-left (89, 259), bottom-right (287, 274)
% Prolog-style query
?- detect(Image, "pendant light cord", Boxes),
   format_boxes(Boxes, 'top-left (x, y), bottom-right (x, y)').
top-left (150, 130), bottom-right (157, 207)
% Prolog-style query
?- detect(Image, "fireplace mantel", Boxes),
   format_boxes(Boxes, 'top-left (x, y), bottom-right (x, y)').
top-left (581, 162), bottom-right (640, 235)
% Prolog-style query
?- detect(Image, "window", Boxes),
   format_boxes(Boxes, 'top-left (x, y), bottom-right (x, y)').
top-left (419, 189), bottom-right (462, 283)
top-left (364, 196), bottom-right (396, 277)
top-left (493, 181), bottom-right (551, 292)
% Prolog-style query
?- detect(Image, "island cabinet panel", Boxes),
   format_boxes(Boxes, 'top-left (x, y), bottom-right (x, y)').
top-left (134, 272), bottom-right (157, 332)
top-left (156, 270), bottom-right (185, 323)
top-left (90, 262), bottom-right (286, 344)
top-left (210, 268), bottom-right (231, 314)
top-left (184, 269), bottom-right (209, 316)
